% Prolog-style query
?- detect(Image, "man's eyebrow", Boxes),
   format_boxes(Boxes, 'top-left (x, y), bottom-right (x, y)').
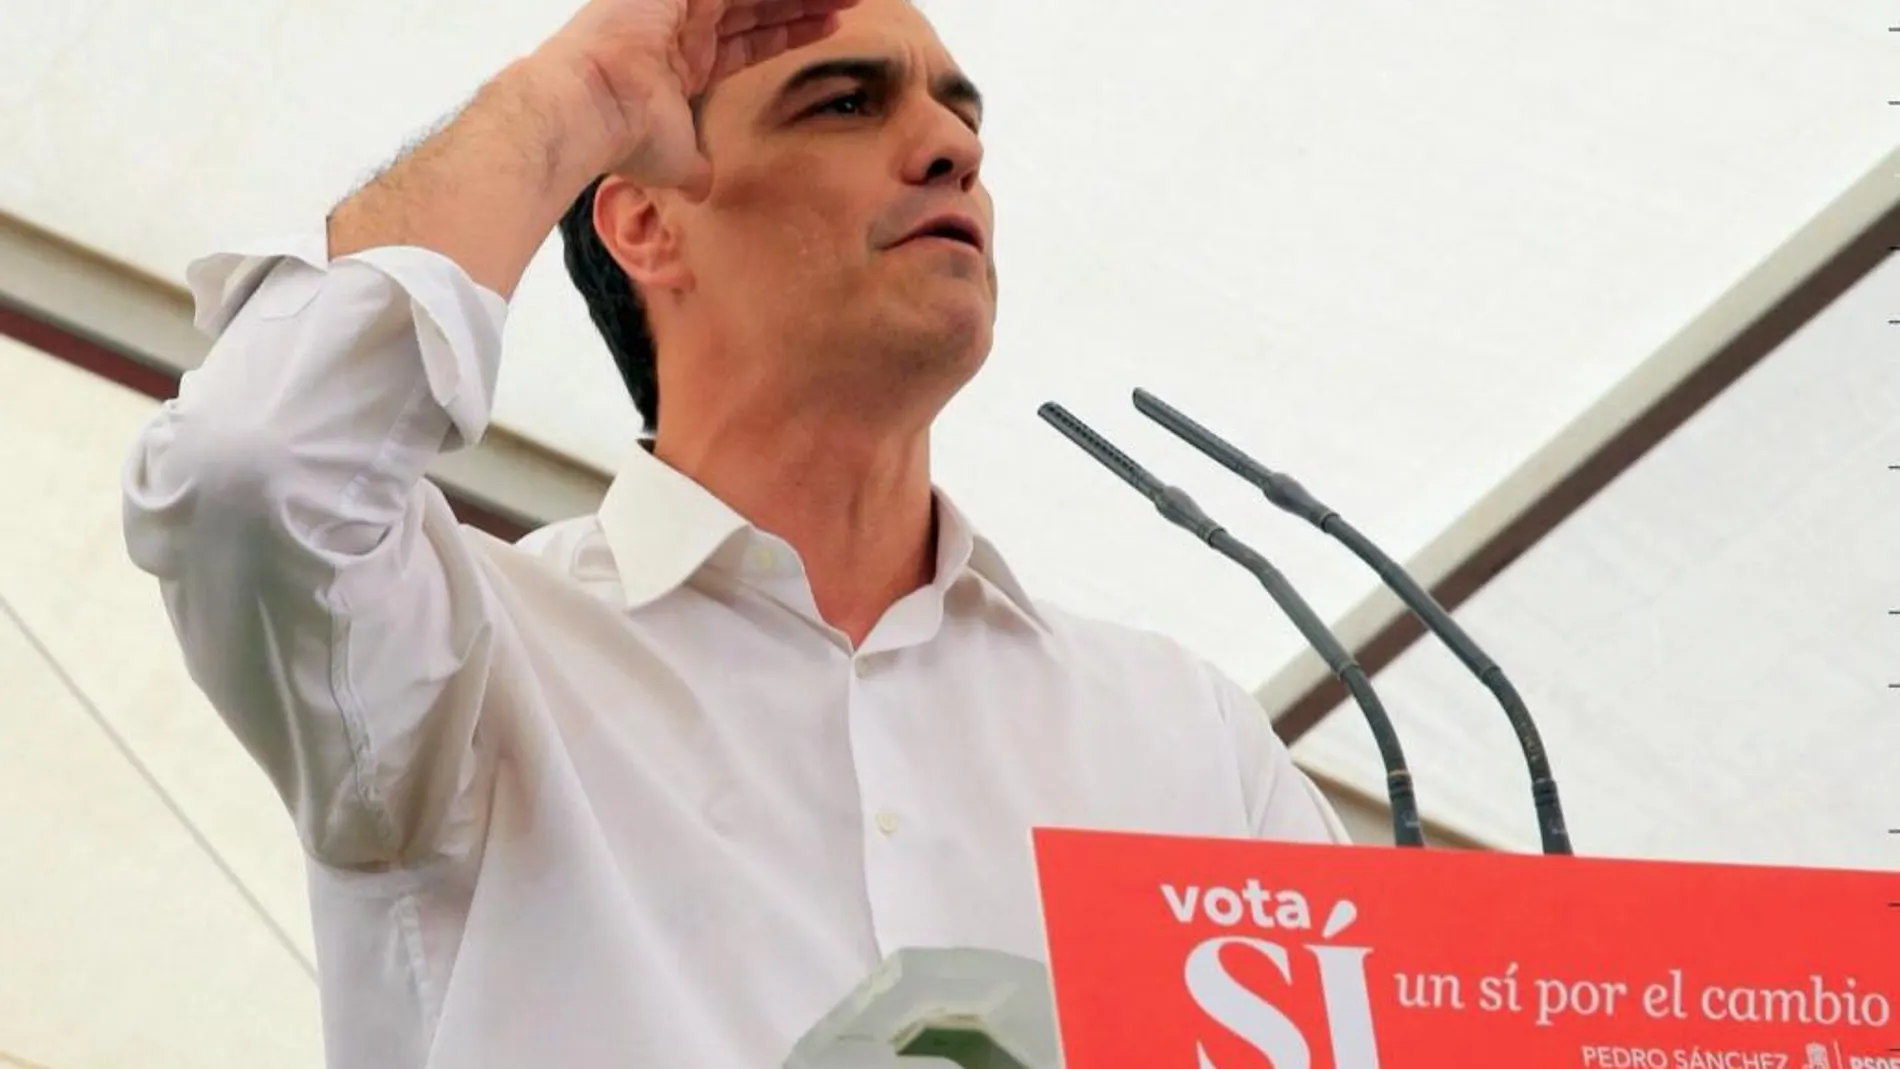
top-left (773, 57), bottom-right (894, 103)
top-left (935, 70), bottom-right (984, 121)
top-left (770, 56), bottom-right (984, 121)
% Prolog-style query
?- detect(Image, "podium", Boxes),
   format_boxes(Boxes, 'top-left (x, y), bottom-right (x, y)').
top-left (789, 829), bottom-right (1900, 1068)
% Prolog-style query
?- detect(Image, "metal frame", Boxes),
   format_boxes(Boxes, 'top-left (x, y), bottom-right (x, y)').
top-left (1260, 147), bottom-right (1900, 741)
top-left (0, 212), bottom-right (608, 541)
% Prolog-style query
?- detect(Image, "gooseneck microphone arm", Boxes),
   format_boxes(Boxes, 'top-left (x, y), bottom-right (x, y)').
top-left (1037, 402), bottom-right (1425, 849)
top-left (1129, 388), bottom-right (1572, 856)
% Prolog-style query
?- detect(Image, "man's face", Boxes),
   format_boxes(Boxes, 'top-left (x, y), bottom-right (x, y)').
top-left (679, 0), bottom-right (995, 417)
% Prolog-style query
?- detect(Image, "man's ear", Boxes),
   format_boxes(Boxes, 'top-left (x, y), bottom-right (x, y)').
top-left (593, 175), bottom-right (692, 292)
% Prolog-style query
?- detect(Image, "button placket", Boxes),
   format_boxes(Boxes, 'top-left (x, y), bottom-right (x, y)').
top-left (848, 647), bottom-right (911, 952)
top-left (851, 653), bottom-right (889, 832)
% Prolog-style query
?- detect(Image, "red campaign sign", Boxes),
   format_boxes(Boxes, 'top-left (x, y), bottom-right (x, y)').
top-left (1031, 828), bottom-right (1900, 1069)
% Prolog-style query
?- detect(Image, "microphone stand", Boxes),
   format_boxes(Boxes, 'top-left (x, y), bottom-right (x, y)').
top-left (1130, 387), bottom-right (1572, 855)
top-left (1038, 402), bottom-right (1425, 848)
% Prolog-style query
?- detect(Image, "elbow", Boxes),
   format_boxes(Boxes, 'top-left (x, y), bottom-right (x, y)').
top-left (122, 404), bottom-right (305, 579)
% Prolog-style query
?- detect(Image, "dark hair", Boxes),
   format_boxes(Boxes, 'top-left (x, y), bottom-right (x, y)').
top-left (559, 177), bottom-right (660, 433)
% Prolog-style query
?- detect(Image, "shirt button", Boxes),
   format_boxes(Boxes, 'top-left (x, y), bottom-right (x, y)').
top-left (875, 811), bottom-right (900, 835)
top-left (854, 657), bottom-right (874, 679)
top-left (747, 547), bottom-right (778, 573)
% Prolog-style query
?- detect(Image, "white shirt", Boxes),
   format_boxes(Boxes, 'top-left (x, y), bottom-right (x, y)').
top-left (121, 235), bottom-right (1349, 1069)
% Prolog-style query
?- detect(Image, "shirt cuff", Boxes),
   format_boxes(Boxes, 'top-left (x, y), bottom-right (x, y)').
top-left (184, 233), bottom-right (512, 450)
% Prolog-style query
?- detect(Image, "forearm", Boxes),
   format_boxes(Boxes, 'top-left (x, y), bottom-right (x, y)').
top-left (327, 54), bottom-right (619, 298)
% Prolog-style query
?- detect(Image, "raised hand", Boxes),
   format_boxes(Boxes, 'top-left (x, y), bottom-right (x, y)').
top-left (539, 0), bottom-right (861, 195)
top-left (327, 0), bottom-right (859, 294)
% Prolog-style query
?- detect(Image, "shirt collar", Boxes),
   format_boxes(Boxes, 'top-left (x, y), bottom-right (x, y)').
top-left (596, 440), bottom-right (1049, 631)
top-left (928, 488), bottom-right (1048, 632)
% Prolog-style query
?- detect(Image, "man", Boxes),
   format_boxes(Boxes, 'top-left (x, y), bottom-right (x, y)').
top-left (121, 0), bottom-right (1350, 1065)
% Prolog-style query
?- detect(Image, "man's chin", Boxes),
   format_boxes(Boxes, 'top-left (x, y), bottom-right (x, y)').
top-left (860, 300), bottom-right (991, 378)
top-left (918, 300), bottom-right (994, 363)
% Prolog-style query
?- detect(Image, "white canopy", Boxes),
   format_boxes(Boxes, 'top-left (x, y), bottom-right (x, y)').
top-left (2, 2), bottom-right (1895, 1065)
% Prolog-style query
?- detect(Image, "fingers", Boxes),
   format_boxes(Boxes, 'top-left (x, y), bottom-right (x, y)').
top-left (774, 12), bottom-right (840, 52)
top-left (717, 0), bottom-right (859, 36)
top-left (676, 6), bottom-right (722, 83)
top-left (709, 13), bottom-right (842, 81)
top-left (689, 0), bottom-right (856, 105)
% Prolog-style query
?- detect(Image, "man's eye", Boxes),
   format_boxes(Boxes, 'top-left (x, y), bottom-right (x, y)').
top-left (812, 91), bottom-right (870, 116)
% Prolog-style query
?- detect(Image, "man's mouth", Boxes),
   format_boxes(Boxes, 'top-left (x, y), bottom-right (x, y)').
top-left (899, 213), bottom-right (986, 253)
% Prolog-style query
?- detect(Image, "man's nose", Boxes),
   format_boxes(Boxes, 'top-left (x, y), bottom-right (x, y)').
top-left (904, 109), bottom-right (983, 191)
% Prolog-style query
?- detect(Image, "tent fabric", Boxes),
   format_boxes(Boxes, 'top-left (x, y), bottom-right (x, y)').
top-left (3, 1), bottom-right (1896, 1064)
top-left (1294, 255), bottom-right (1900, 866)
top-left (0, 338), bottom-right (322, 1068)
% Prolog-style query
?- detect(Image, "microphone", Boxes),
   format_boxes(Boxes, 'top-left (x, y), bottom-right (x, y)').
top-left (1037, 401), bottom-right (1425, 849)
top-left (1128, 387), bottom-right (1572, 856)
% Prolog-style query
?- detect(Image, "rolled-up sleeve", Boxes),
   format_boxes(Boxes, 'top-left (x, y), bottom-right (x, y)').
top-left (122, 234), bottom-right (512, 870)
